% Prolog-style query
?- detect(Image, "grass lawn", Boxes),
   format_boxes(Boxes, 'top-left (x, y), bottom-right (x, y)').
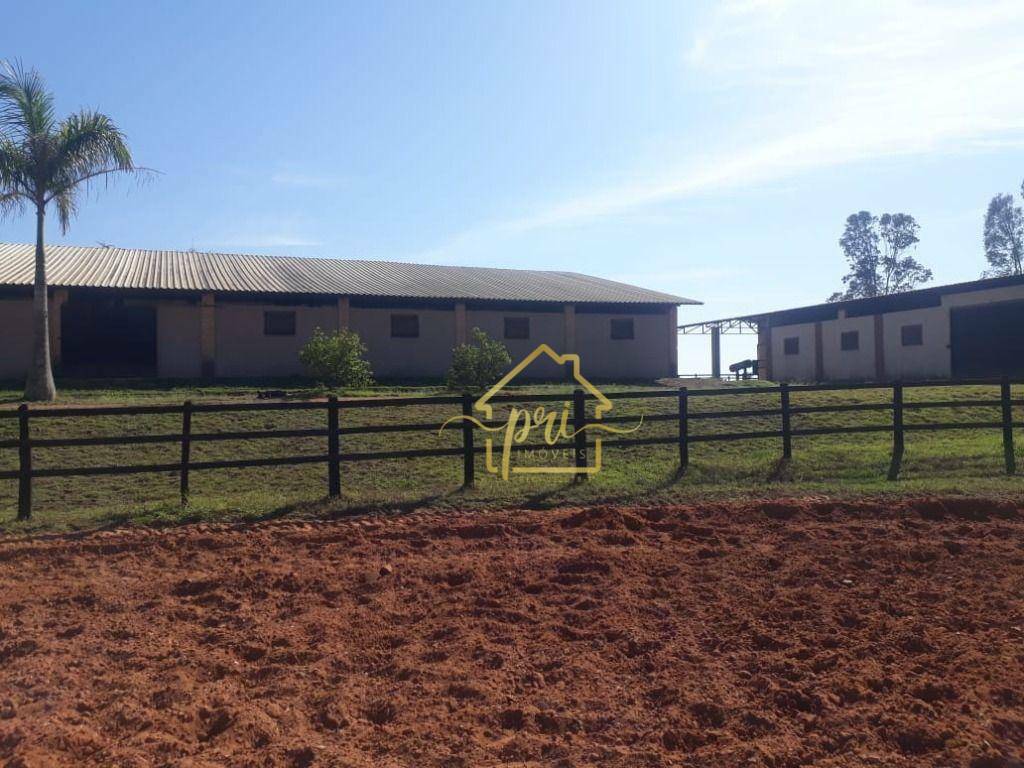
top-left (0, 377), bottom-right (1022, 533)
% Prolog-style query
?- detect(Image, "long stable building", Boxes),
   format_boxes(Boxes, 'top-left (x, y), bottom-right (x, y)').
top-left (682, 273), bottom-right (1024, 382)
top-left (0, 243), bottom-right (695, 381)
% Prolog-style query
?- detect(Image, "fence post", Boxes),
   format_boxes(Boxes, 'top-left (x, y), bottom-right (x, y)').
top-left (678, 387), bottom-right (689, 473)
top-left (327, 395), bottom-right (340, 497)
top-left (887, 382), bottom-right (904, 481)
top-left (17, 404), bottom-right (31, 520)
top-left (780, 383), bottom-right (792, 460)
top-left (1001, 377), bottom-right (1015, 475)
top-left (573, 388), bottom-right (587, 481)
top-left (180, 400), bottom-right (192, 505)
top-left (461, 393), bottom-right (475, 488)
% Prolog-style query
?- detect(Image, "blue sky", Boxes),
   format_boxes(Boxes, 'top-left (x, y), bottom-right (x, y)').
top-left (3, 0), bottom-right (1024, 371)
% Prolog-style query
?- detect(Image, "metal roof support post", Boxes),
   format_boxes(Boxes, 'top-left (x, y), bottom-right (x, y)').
top-left (337, 295), bottom-right (350, 331)
top-left (814, 321), bottom-right (824, 382)
top-left (711, 325), bottom-right (721, 379)
top-left (667, 306), bottom-right (678, 377)
top-left (455, 301), bottom-right (468, 347)
top-left (200, 292), bottom-right (216, 379)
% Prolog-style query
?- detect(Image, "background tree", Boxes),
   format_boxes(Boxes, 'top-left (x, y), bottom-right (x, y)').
top-left (0, 61), bottom-right (141, 401)
top-left (829, 211), bottom-right (931, 301)
top-left (982, 186), bottom-right (1024, 277)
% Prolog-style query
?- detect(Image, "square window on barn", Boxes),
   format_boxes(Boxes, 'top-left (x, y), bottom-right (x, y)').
top-left (901, 324), bottom-right (923, 346)
top-left (840, 330), bottom-right (859, 351)
top-left (504, 317), bottom-right (530, 340)
top-left (610, 319), bottom-right (634, 340)
top-left (391, 314), bottom-right (420, 338)
top-left (264, 311), bottom-right (296, 336)
top-left (783, 337), bottom-right (799, 355)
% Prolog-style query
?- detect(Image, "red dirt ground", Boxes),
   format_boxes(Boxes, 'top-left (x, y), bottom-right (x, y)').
top-left (1, 498), bottom-right (1023, 768)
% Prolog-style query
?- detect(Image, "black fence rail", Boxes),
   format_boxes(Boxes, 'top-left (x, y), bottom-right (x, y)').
top-left (0, 379), bottom-right (1021, 520)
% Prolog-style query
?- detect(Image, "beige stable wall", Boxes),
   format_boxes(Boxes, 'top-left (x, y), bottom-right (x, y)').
top-left (349, 306), bottom-right (456, 378)
top-left (771, 311), bottom-right (946, 382)
top-left (1, 295), bottom-right (681, 382)
top-left (881, 306), bottom-right (950, 380)
top-left (821, 313), bottom-right (876, 380)
top-left (0, 298), bottom-right (32, 380)
top-left (214, 302), bottom-right (339, 378)
top-left (157, 301), bottom-right (203, 378)
top-left (575, 311), bottom-right (673, 379)
top-left (465, 309), bottom-right (565, 378)
top-left (768, 282), bottom-right (1024, 383)
top-left (770, 322), bottom-right (817, 381)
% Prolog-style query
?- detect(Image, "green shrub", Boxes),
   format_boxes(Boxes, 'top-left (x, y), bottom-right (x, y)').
top-left (299, 328), bottom-right (374, 388)
top-left (446, 327), bottom-right (512, 391)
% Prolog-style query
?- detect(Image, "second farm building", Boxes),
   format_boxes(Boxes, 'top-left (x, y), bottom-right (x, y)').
top-left (683, 273), bottom-right (1024, 382)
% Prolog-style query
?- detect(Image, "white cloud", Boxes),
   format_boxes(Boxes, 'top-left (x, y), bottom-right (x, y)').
top-left (421, 0), bottom-right (1024, 258)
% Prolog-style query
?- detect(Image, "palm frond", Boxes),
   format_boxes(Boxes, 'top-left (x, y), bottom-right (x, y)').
top-left (55, 110), bottom-right (133, 171)
top-left (0, 137), bottom-right (31, 218)
top-left (52, 187), bottom-right (78, 234)
top-left (0, 188), bottom-right (25, 220)
top-left (46, 109), bottom-right (141, 200)
top-left (0, 59), bottom-right (55, 138)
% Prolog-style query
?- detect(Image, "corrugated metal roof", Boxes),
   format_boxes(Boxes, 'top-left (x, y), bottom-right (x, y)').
top-left (0, 243), bottom-right (696, 305)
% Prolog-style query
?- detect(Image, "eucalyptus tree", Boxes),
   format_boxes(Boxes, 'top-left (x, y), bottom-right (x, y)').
top-left (983, 187), bottom-right (1024, 277)
top-left (829, 211), bottom-right (932, 302)
top-left (0, 61), bottom-right (142, 400)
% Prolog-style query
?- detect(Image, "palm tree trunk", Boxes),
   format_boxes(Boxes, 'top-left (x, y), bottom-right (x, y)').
top-left (24, 204), bottom-right (57, 401)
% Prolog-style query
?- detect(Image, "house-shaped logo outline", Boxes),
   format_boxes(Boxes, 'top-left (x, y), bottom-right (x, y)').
top-left (474, 343), bottom-right (613, 476)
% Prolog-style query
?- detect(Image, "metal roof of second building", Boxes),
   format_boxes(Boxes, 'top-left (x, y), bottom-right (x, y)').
top-left (679, 271), bottom-right (1024, 331)
top-left (0, 243), bottom-right (697, 305)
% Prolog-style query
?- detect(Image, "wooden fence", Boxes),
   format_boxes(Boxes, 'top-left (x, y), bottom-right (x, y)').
top-left (0, 379), bottom-right (1020, 520)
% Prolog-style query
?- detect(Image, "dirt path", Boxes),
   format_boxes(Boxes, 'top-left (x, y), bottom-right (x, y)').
top-left (1, 497), bottom-right (1022, 767)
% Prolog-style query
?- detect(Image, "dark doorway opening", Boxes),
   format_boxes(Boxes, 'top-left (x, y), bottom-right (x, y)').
top-left (61, 299), bottom-right (157, 377)
top-left (950, 300), bottom-right (1024, 378)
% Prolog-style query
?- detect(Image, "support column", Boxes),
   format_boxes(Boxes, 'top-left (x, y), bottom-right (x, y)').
top-left (454, 301), bottom-right (468, 346)
top-left (814, 321), bottom-right (824, 382)
top-left (667, 306), bottom-right (678, 377)
top-left (563, 304), bottom-right (576, 353)
top-left (49, 288), bottom-right (68, 367)
top-left (337, 295), bottom-right (350, 331)
top-left (200, 292), bottom-right (216, 379)
top-left (710, 325), bottom-right (721, 379)
top-left (874, 314), bottom-right (885, 381)
top-left (756, 320), bottom-right (772, 381)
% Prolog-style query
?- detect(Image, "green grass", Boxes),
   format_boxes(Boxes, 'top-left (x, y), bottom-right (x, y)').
top-left (0, 377), bottom-right (1021, 533)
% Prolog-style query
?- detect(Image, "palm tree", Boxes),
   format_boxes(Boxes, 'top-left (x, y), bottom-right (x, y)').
top-left (0, 61), bottom-right (141, 401)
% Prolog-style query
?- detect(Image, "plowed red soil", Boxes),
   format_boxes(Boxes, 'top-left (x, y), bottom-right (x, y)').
top-left (1, 498), bottom-right (1023, 767)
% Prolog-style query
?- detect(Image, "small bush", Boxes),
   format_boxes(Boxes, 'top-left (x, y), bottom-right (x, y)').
top-left (299, 328), bottom-right (374, 388)
top-left (446, 327), bottom-right (512, 391)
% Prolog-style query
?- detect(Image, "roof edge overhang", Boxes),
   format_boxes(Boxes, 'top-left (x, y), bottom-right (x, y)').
top-left (0, 282), bottom-right (691, 308)
top-left (679, 272), bottom-right (1024, 332)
